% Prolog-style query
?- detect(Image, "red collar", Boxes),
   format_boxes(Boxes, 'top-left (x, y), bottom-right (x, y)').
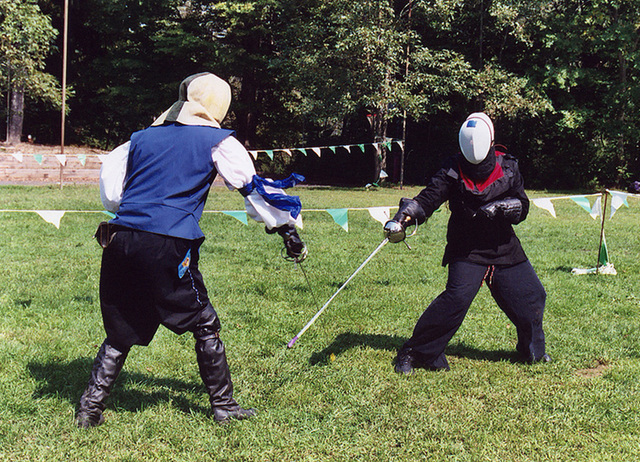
top-left (459, 151), bottom-right (504, 192)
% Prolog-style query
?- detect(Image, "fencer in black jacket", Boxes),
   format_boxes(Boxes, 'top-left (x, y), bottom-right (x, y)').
top-left (384, 112), bottom-right (549, 374)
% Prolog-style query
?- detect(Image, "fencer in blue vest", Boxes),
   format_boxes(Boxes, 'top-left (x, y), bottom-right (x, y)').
top-left (77, 72), bottom-right (306, 427)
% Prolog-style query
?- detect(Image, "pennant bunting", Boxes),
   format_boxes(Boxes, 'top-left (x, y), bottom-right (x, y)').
top-left (311, 148), bottom-right (321, 157)
top-left (33, 154), bottom-right (44, 165)
top-left (78, 155), bottom-right (87, 166)
top-left (532, 198), bottom-right (556, 218)
top-left (55, 154), bottom-right (67, 166)
top-left (367, 207), bottom-right (390, 225)
top-left (249, 150), bottom-right (258, 160)
top-left (357, 144), bottom-right (365, 153)
top-left (222, 211), bottom-right (248, 225)
top-left (570, 196), bottom-right (592, 213)
top-left (11, 152), bottom-right (24, 162)
top-left (326, 208), bottom-right (349, 232)
top-left (35, 210), bottom-right (65, 229)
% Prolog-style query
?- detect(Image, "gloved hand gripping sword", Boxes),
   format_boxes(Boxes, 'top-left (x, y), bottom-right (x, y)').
top-left (286, 197), bottom-right (426, 349)
top-left (383, 197), bottom-right (427, 248)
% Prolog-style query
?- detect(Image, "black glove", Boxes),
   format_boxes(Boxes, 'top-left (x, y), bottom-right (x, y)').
top-left (384, 198), bottom-right (426, 243)
top-left (475, 198), bottom-right (522, 223)
top-left (267, 225), bottom-right (308, 262)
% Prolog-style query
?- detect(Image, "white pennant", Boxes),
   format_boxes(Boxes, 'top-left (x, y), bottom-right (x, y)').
top-left (367, 207), bottom-right (391, 225)
top-left (55, 154), bottom-right (67, 166)
top-left (311, 147), bottom-right (321, 157)
top-left (590, 196), bottom-right (602, 220)
top-left (35, 210), bottom-right (66, 229)
top-left (532, 198), bottom-right (556, 218)
top-left (609, 191), bottom-right (629, 219)
top-left (11, 151), bottom-right (24, 162)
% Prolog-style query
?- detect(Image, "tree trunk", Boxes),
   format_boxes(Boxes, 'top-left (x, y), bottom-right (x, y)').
top-left (7, 81), bottom-right (25, 144)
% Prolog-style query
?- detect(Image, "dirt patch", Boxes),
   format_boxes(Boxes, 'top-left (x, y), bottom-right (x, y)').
top-left (575, 360), bottom-right (609, 378)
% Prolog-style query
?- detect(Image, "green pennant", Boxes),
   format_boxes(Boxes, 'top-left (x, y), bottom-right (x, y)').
top-left (78, 155), bottom-right (87, 166)
top-left (326, 208), bottom-right (349, 232)
top-left (598, 233), bottom-right (609, 266)
top-left (33, 154), bottom-right (44, 165)
top-left (357, 144), bottom-right (365, 152)
top-left (264, 150), bottom-right (274, 160)
top-left (570, 196), bottom-right (592, 213)
top-left (222, 211), bottom-right (248, 225)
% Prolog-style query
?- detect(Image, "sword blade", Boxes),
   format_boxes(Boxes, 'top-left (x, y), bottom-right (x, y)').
top-left (287, 237), bottom-right (389, 348)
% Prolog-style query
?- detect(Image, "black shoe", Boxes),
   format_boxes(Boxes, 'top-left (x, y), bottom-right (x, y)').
top-left (394, 351), bottom-right (415, 375)
top-left (213, 405), bottom-right (256, 423)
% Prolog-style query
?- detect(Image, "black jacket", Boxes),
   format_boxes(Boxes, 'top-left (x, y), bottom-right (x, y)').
top-left (413, 152), bottom-right (530, 266)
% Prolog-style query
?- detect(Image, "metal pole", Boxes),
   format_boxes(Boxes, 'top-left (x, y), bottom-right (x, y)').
top-left (60, 0), bottom-right (69, 189)
top-left (287, 238), bottom-right (389, 348)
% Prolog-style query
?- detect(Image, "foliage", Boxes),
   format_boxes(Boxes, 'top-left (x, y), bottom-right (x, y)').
top-left (9, 0), bottom-right (640, 187)
top-left (1, 185), bottom-right (640, 460)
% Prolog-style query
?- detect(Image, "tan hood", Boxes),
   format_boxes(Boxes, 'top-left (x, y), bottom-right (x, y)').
top-left (152, 72), bottom-right (231, 128)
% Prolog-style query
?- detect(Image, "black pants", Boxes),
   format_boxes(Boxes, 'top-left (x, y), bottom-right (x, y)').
top-left (100, 228), bottom-right (211, 348)
top-left (402, 260), bottom-right (546, 369)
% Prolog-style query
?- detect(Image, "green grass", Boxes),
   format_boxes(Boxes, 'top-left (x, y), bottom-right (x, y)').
top-left (1, 184), bottom-right (639, 461)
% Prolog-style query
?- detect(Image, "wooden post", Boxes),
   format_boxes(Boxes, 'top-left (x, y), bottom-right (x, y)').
top-left (595, 191), bottom-right (608, 275)
top-left (60, 0), bottom-right (69, 189)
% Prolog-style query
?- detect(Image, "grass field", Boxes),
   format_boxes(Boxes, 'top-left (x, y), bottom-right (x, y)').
top-left (1, 184), bottom-right (639, 461)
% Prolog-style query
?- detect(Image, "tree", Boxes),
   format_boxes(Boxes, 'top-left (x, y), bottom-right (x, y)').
top-left (1, 0), bottom-right (59, 144)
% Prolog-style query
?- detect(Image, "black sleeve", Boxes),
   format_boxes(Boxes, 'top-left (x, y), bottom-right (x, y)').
top-left (412, 159), bottom-right (456, 218)
top-left (508, 159), bottom-right (530, 224)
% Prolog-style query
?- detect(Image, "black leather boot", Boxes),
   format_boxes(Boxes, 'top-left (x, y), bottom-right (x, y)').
top-left (76, 340), bottom-right (128, 428)
top-left (195, 331), bottom-right (256, 423)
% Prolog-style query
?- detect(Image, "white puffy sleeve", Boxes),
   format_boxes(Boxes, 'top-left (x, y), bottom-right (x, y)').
top-left (99, 141), bottom-right (130, 213)
top-left (212, 136), bottom-right (302, 229)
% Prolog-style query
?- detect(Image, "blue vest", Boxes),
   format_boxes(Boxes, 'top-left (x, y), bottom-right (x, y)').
top-left (111, 123), bottom-right (234, 239)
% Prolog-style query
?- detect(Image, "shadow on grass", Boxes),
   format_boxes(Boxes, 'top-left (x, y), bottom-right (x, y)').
top-left (446, 342), bottom-right (522, 363)
top-left (310, 332), bottom-right (405, 365)
top-left (310, 333), bottom-right (522, 366)
top-left (28, 358), bottom-right (209, 416)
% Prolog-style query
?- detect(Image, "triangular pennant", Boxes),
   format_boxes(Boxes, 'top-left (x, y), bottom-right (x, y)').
top-left (326, 208), bottom-right (349, 232)
top-left (570, 196), bottom-right (592, 213)
top-left (35, 210), bottom-right (65, 229)
top-left (590, 196), bottom-right (602, 220)
top-left (264, 150), bottom-right (274, 160)
top-left (328, 146), bottom-right (336, 154)
top-left (11, 151), bottom-right (24, 162)
top-left (97, 154), bottom-right (109, 163)
top-left (357, 144), bottom-right (365, 152)
top-left (609, 191), bottom-right (629, 219)
top-left (55, 154), bottom-right (67, 166)
top-left (78, 154), bottom-right (87, 166)
top-left (598, 232), bottom-right (609, 266)
top-left (367, 207), bottom-right (390, 225)
top-left (296, 149), bottom-right (307, 156)
top-left (33, 154), bottom-right (44, 165)
top-left (396, 140), bottom-right (404, 150)
top-left (249, 150), bottom-right (258, 160)
top-left (222, 211), bottom-right (248, 225)
top-left (282, 149), bottom-right (292, 157)
top-left (379, 169), bottom-right (388, 179)
top-left (311, 147), bottom-right (321, 157)
top-left (532, 198), bottom-right (556, 218)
